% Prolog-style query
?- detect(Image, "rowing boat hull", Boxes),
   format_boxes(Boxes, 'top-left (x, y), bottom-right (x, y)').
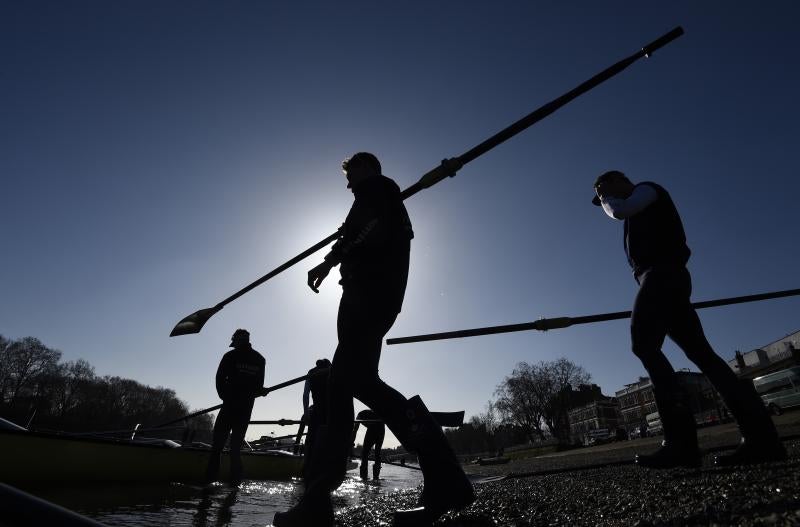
top-left (0, 429), bottom-right (303, 485)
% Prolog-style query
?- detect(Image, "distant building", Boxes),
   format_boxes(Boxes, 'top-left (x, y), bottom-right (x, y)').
top-left (615, 377), bottom-right (656, 438)
top-left (568, 398), bottom-right (622, 445)
top-left (567, 384), bottom-right (622, 444)
top-left (615, 372), bottom-right (727, 438)
top-left (727, 329), bottom-right (800, 379)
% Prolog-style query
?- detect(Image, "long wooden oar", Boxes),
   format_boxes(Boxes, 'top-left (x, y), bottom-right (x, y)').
top-left (169, 27), bottom-right (684, 337)
top-left (249, 410), bottom-right (465, 428)
top-left (251, 432), bottom-right (307, 444)
top-left (249, 419), bottom-right (302, 426)
top-left (382, 459), bottom-right (422, 471)
top-left (356, 410), bottom-right (465, 428)
top-left (154, 369), bottom-right (327, 429)
top-left (387, 287), bottom-right (800, 345)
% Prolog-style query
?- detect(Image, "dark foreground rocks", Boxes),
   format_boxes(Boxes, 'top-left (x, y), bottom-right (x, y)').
top-left (335, 439), bottom-right (800, 526)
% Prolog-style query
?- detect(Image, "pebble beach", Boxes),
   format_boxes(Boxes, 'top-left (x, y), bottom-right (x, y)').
top-left (335, 414), bottom-right (800, 526)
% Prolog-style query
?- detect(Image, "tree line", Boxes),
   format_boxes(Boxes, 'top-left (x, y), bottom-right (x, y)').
top-left (0, 334), bottom-right (212, 440)
top-left (0, 333), bottom-right (595, 450)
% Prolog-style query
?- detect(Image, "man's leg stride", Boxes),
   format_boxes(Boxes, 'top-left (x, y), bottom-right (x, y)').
top-left (631, 270), bottom-right (700, 469)
top-left (669, 302), bottom-right (785, 465)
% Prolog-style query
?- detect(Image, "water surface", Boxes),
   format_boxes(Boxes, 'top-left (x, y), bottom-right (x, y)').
top-left (34, 464), bottom-right (422, 526)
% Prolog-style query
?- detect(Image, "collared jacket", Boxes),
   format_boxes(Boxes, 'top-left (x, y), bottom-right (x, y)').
top-left (215, 345), bottom-right (265, 406)
top-left (325, 175), bottom-right (414, 313)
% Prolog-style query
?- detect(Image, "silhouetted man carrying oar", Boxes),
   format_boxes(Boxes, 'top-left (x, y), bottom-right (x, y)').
top-left (592, 170), bottom-right (785, 468)
top-left (205, 329), bottom-right (265, 484)
top-left (274, 153), bottom-right (474, 527)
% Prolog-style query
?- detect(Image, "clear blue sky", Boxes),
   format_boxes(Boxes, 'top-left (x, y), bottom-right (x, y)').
top-left (2, 2), bottom-right (799, 446)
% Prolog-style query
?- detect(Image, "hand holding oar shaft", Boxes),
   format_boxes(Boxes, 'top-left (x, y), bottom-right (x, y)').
top-left (170, 26), bottom-right (684, 337)
top-left (386, 287), bottom-right (800, 345)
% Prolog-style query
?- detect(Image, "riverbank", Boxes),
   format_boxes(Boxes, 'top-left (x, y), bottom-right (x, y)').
top-left (335, 412), bottom-right (800, 526)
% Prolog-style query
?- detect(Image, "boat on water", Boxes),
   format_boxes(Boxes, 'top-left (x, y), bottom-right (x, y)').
top-left (0, 418), bottom-right (304, 485)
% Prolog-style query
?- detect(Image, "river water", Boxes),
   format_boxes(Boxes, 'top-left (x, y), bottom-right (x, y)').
top-left (33, 464), bottom-right (422, 527)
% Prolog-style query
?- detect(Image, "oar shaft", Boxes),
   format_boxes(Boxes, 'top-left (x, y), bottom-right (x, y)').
top-left (386, 287), bottom-right (800, 345)
top-left (216, 232), bottom-right (340, 310)
top-left (252, 431), bottom-right (307, 444)
top-left (357, 410), bottom-right (464, 427)
top-left (155, 369), bottom-right (327, 428)
top-left (462, 28), bottom-right (682, 166)
top-left (400, 27), bottom-right (683, 200)
top-left (249, 420), bottom-right (303, 426)
top-left (381, 459), bottom-right (422, 471)
top-left (154, 403), bottom-right (223, 428)
top-left (262, 371), bottom-right (318, 394)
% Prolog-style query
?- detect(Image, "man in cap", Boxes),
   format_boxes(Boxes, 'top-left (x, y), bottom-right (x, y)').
top-left (592, 170), bottom-right (785, 468)
top-left (274, 153), bottom-right (474, 526)
top-left (205, 328), bottom-right (266, 484)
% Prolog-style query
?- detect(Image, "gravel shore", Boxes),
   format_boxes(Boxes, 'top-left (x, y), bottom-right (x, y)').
top-left (335, 414), bottom-right (800, 526)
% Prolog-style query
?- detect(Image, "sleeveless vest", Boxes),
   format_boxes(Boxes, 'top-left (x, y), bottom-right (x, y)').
top-left (624, 182), bottom-right (691, 277)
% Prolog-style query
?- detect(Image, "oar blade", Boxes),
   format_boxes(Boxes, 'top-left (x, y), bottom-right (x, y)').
top-left (432, 410), bottom-right (465, 428)
top-left (169, 307), bottom-right (220, 337)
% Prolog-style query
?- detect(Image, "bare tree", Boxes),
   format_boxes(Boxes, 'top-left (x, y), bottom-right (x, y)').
top-left (494, 359), bottom-right (591, 443)
top-left (0, 335), bottom-right (11, 404)
top-left (53, 359), bottom-right (96, 417)
top-left (539, 358), bottom-right (591, 443)
top-left (494, 362), bottom-right (548, 442)
top-left (4, 337), bottom-right (62, 407)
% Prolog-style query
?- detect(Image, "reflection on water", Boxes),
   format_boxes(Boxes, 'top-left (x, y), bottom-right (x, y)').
top-left (31, 464), bottom-right (422, 527)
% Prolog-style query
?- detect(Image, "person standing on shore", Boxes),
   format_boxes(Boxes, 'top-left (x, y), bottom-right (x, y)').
top-left (274, 152), bottom-right (474, 526)
top-left (592, 170), bottom-right (785, 468)
top-left (353, 408), bottom-right (385, 480)
top-left (205, 329), bottom-right (266, 484)
top-left (298, 358), bottom-right (331, 481)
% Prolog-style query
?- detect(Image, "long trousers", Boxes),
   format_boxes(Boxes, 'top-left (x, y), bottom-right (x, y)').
top-left (361, 424), bottom-right (385, 467)
top-left (302, 406), bottom-right (326, 483)
top-left (631, 267), bottom-right (744, 440)
top-left (307, 290), bottom-right (409, 494)
top-left (206, 402), bottom-right (253, 481)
